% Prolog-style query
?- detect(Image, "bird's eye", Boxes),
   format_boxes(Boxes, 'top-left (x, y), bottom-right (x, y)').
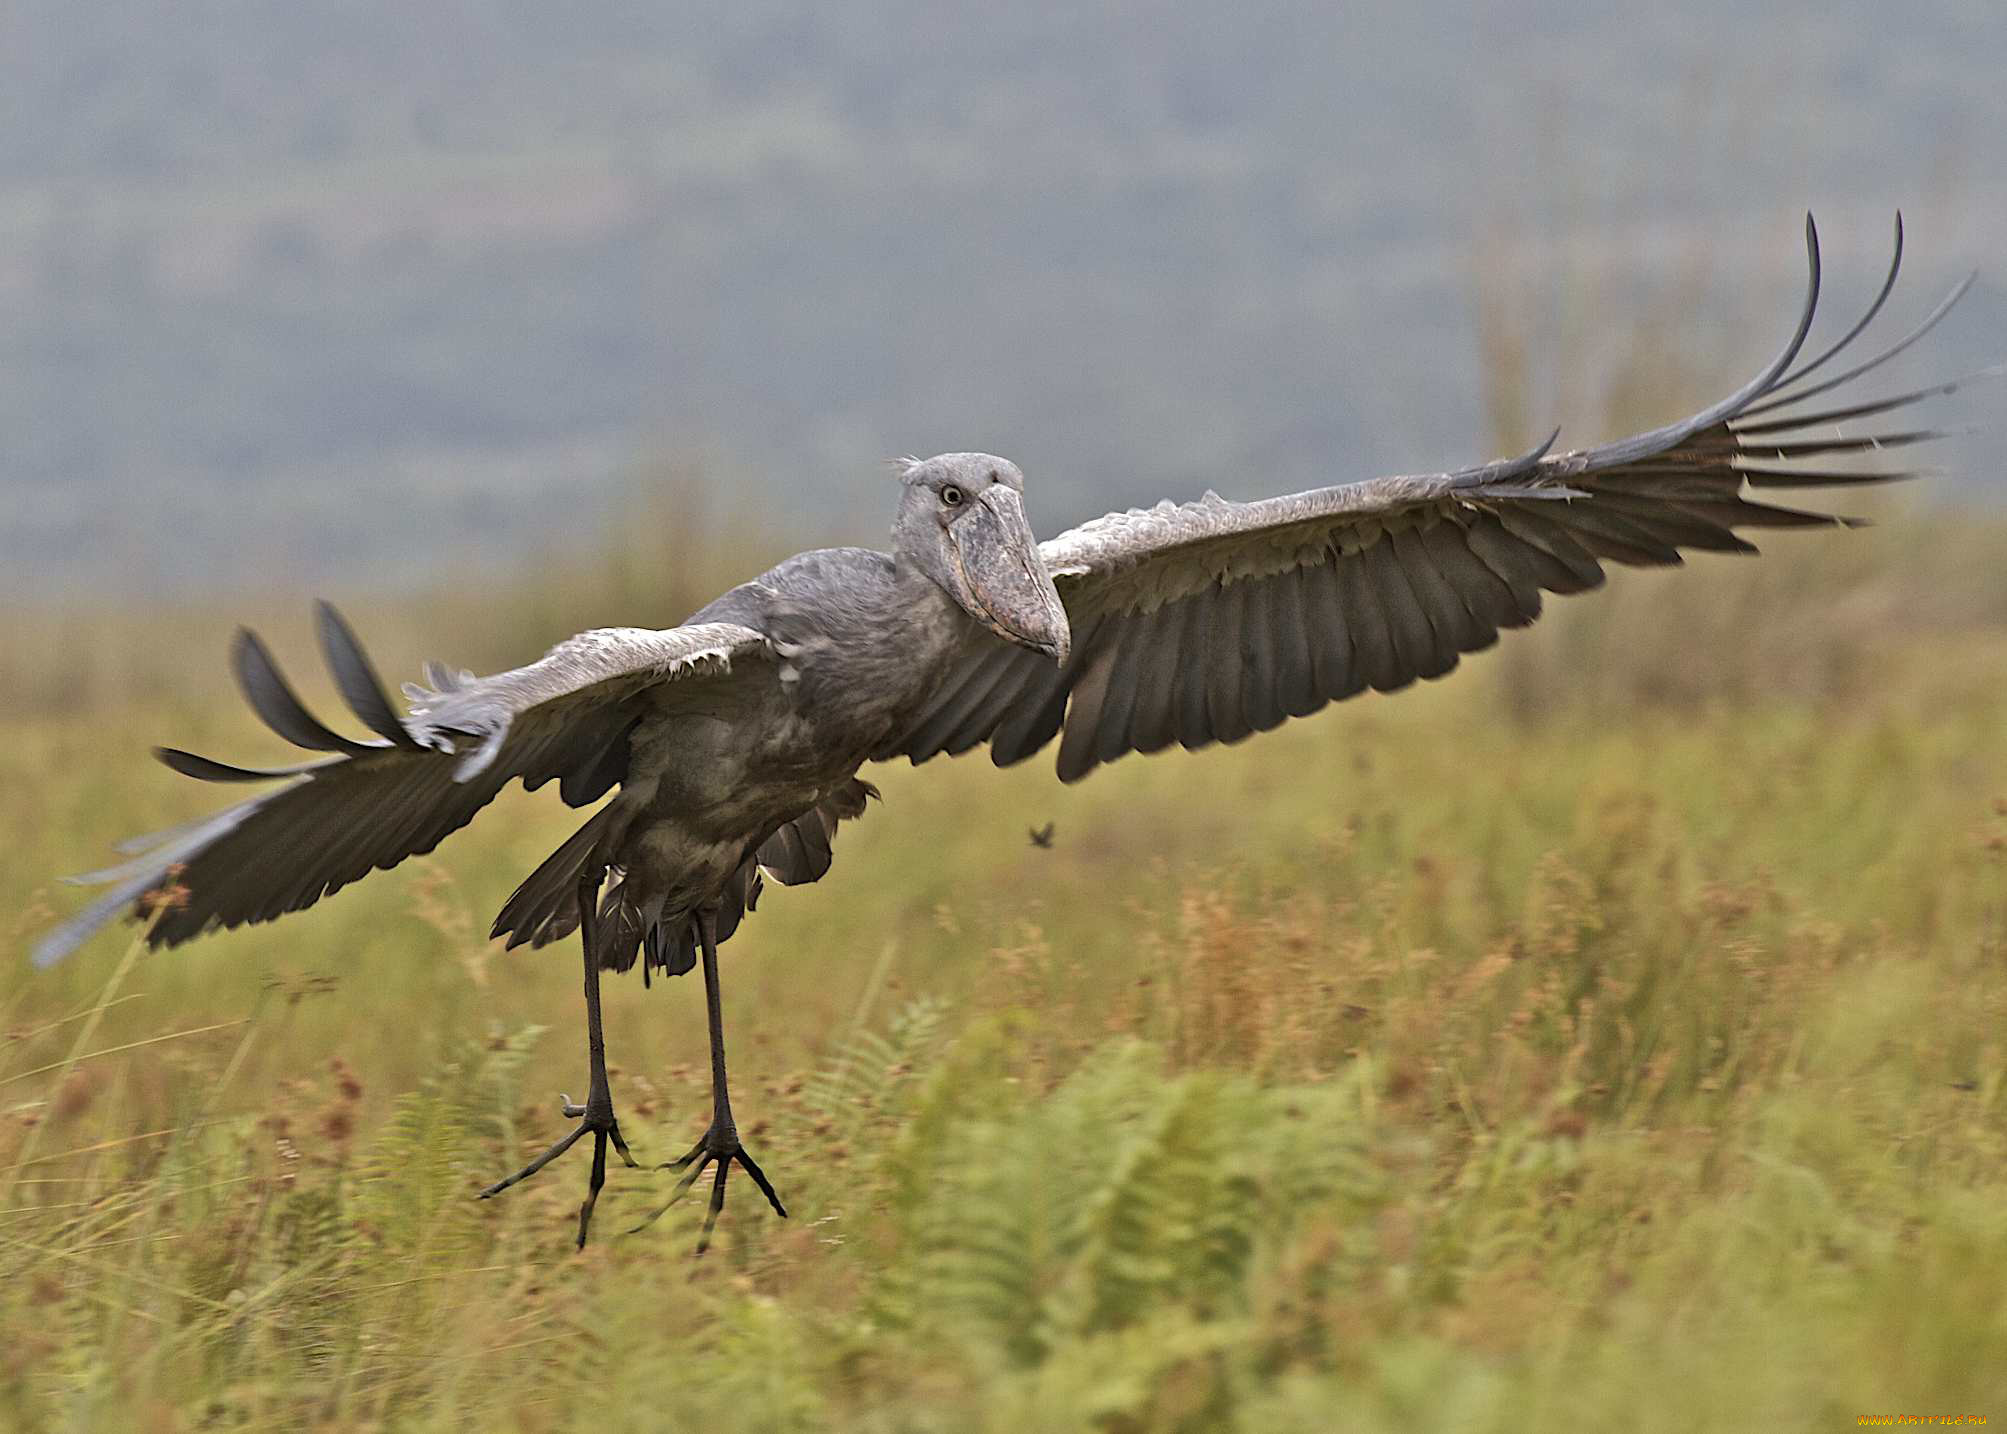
top-left (941, 485), bottom-right (965, 508)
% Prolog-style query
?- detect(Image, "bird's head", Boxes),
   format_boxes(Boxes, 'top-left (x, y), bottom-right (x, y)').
top-left (892, 453), bottom-right (1071, 665)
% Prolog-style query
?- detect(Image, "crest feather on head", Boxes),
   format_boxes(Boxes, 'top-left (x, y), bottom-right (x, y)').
top-left (887, 455), bottom-right (924, 483)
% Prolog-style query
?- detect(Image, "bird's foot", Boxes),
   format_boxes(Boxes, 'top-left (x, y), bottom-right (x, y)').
top-left (477, 1092), bottom-right (640, 1250)
top-left (631, 1118), bottom-right (787, 1253)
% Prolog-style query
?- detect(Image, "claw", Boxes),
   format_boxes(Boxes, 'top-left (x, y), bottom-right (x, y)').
top-left (736, 1146), bottom-right (787, 1219)
top-left (698, 1160), bottom-right (732, 1254)
top-left (629, 1126), bottom-right (786, 1248)
top-left (478, 1094), bottom-right (641, 1249)
top-left (478, 1122), bottom-right (587, 1200)
top-left (668, 1136), bottom-right (716, 1186)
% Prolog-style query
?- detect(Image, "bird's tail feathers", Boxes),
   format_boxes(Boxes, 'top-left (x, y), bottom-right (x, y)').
top-left (491, 803), bottom-right (624, 951)
top-left (592, 878), bottom-right (660, 975)
top-left (641, 857), bottom-right (764, 983)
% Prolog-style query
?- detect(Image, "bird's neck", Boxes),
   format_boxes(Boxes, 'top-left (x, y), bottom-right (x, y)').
top-left (886, 556), bottom-right (979, 657)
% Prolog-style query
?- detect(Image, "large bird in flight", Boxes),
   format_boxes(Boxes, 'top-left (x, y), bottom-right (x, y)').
top-left (36, 217), bottom-right (1978, 1250)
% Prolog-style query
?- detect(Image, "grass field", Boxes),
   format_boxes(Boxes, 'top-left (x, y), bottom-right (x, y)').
top-left (4, 497), bottom-right (2007, 1431)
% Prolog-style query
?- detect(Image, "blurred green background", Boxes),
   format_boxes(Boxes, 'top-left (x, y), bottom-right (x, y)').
top-left (4, 3), bottom-right (2006, 1430)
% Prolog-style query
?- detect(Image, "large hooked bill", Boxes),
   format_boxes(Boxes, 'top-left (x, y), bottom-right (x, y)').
top-left (951, 484), bottom-right (1071, 664)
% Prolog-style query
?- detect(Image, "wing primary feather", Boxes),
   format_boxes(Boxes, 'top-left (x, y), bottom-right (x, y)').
top-left (57, 803), bottom-right (256, 889)
top-left (155, 747), bottom-right (330, 783)
top-left (1547, 506), bottom-right (1686, 566)
top-left (1492, 508), bottom-right (1607, 591)
top-left (1585, 496), bottom-right (1757, 554)
top-left (1731, 364), bottom-right (2003, 437)
top-left (233, 628), bottom-right (382, 756)
top-left (1770, 211), bottom-right (1904, 392)
top-left (35, 818), bottom-right (248, 963)
top-left (1460, 516), bottom-right (1555, 614)
top-left (109, 809), bottom-right (232, 858)
top-left (1736, 269), bottom-right (1977, 420)
top-left (1735, 429), bottom-right (1950, 461)
top-left (1668, 496), bottom-right (1855, 529)
top-left (1557, 217), bottom-right (1822, 471)
top-left (1736, 465), bottom-right (1928, 488)
top-left (315, 603), bottom-right (426, 750)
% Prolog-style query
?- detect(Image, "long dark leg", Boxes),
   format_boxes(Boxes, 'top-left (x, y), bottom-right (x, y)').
top-left (633, 909), bottom-right (786, 1252)
top-left (478, 864), bottom-right (639, 1248)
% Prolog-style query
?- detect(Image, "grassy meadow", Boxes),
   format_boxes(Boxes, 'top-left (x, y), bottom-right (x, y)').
top-left (5, 478), bottom-right (2007, 1430)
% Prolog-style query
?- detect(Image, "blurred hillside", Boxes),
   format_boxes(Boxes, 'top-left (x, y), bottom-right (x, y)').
top-left (3, 0), bottom-right (2003, 599)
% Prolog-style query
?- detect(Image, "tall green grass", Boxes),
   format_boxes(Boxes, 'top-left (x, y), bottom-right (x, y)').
top-left (5, 546), bottom-right (2006, 1428)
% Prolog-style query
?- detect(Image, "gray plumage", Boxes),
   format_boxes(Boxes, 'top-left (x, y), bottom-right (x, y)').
top-left (26, 216), bottom-right (1984, 1249)
top-left (33, 215), bottom-right (1978, 970)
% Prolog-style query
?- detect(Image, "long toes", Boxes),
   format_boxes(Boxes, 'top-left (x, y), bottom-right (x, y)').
top-left (608, 1124), bottom-right (641, 1169)
top-left (694, 1162), bottom-right (732, 1256)
top-left (628, 1190), bottom-right (684, 1235)
top-left (735, 1148), bottom-right (788, 1219)
top-left (625, 1138), bottom-right (785, 1248)
top-left (627, 1143), bottom-right (722, 1236)
top-left (478, 1123), bottom-right (588, 1199)
top-left (661, 1137), bottom-right (709, 1174)
top-left (560, 1094), bottom-right (586, 1119)
top-left (575, 1132), bottom-right (612, 1251)
top-left (671, 1149), bottom-right (717, 1198)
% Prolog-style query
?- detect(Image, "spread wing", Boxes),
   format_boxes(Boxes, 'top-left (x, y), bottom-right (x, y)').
top-left (33, 606), bottom-right (773, 964)
top-left (889, 215), bottom-right (1983, 783)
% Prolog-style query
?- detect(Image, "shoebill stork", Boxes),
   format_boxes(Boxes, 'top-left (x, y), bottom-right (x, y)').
top-left (34, 216), bottom-right (1980, 1250)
